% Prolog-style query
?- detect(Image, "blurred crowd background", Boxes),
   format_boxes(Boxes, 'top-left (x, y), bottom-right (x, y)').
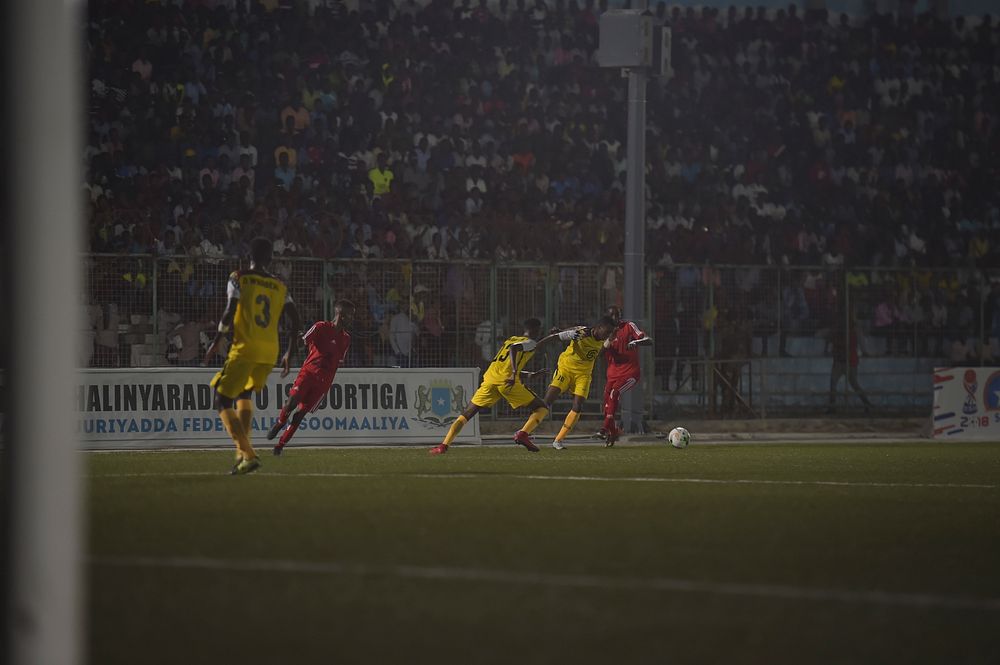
top-left (81, 0), bottom-right (1000, 412)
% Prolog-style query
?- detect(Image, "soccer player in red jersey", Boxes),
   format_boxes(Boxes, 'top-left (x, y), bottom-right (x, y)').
top-left (600, 305), bottom-right (653, 446)
top-left (267, 299), bottom-right (356, 455)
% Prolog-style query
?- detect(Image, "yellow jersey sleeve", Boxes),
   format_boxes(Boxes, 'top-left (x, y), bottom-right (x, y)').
top-left (556, 335), bottom-right (604, 374)
top-left (229, 272), bottom-right (288, 364)
top-left (482, 336), bottom-right (537, 384)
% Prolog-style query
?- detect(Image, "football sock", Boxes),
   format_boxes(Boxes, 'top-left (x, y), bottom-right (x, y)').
top-left (604, 390), bottom-right (620, 430)
top-left (442, 415), bottom-right (468, 447)
top-left (555, 410), bottom-right (580, 442)
top-left (276, 402), bottom-right (291, 428)
top-left (236, 399), bottom-right (257, 459)
top-left (237, 399), bottom-right (254, 437)
top-left (520, 407), bottom-right (547, 434)
top-left (278, 419), bottom-right (300, 448)
top-left (220, 409), bottom-right (254, 460)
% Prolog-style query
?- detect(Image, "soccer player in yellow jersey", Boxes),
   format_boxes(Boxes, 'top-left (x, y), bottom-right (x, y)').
top-left (429, 318), bottom-right (583, 454)
top-left (542, 315), bottom-right (616, 450)
top-left (203, 238), bottom-right (300, 475)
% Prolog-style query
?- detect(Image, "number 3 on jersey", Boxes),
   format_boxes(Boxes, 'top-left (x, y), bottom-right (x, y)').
top-left (254, 294), bottom-right (271, 328)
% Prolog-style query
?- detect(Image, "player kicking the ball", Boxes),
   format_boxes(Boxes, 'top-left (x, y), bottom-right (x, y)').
top-left (542, 316), bottom-right (616, 450)
top-left (599, 306), bottom-right (653, 446)
top-left (268, 300), bottom-right (356, 454)
top-left (204, 237), bottom-right (300, 475)
top-left (429, 318), bottom-right (583, 454)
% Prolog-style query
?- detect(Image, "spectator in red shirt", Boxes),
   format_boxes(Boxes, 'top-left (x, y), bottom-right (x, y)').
top-left (827, 308), bottom-right (872, 414)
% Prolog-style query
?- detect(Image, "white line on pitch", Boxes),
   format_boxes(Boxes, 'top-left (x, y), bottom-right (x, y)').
top-left (87, 470), bottom-right (998, 490)
top-left (90, 555), bottom-right (1000, 612)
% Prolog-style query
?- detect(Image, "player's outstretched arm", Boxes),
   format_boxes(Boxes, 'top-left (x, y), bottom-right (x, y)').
top-left (202, 332), bottom-right (224, 366)
top-left (280, 301), bottom-right (302, 378)
top-left (627, 336), bottom-right (653, 348)
top-left (536, 327), bottom-right (585, 348)
top-left (202, 296), bottom-right (239, 366)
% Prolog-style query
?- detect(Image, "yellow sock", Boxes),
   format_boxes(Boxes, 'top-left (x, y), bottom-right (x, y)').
top-left (237, 398), bottom-right (253, 437)
top-left (219, 409), bottom-right (254, 460)
top-left (520, 407), bottom-right (548, 434)
top-left (235, 399), bottom-right (257, 459)
top-left (442, 415), bottom-right (468, 447)
top-left (555, 410), bottom-right (580, 442)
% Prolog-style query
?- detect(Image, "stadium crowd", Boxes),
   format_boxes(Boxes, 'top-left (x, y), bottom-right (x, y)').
top-left (82, 0), bottom-right (1000, 372)
top-left (85, 0), bottom-right (1000, 267)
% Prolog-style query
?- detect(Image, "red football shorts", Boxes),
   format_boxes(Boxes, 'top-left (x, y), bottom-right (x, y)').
top-left (290, 370), bottom-right (336, 413)
top-left (604, 372), bottom-right (640, 401)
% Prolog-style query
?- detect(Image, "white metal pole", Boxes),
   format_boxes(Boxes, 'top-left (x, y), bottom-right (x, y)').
top-left (622, 2), bottom-right (648, 433)
top-left (4, 0), bottom-right (84, 662)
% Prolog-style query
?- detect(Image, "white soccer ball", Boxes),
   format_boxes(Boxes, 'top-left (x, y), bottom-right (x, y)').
top-left (667, 427), bottom-right (690, 449)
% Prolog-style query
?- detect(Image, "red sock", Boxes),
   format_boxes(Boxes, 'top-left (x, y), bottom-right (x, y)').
top-left (604, 389), bottom-right (620, 431)
top-left (276, 404), bottom-right (292, 428)
top-left (277, 419), bottom-right (300, 448)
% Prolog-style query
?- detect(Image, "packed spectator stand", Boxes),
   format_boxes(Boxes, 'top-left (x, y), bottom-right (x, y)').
top-left (83, 0), bottom-right (1000, 412)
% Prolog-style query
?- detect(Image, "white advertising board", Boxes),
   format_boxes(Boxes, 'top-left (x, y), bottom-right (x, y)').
top-left (78, 367), bottom-right (480, 449)
top-left (932, 367), bottom-right (1000, 440)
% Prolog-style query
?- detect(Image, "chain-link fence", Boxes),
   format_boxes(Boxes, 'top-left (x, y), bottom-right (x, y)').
top-left (647, 264), bottom-right (999, 418)
top-left (82, 255), bottom-right (1000, 419)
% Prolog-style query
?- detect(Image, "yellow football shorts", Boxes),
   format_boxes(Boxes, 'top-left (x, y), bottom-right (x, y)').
top-left (211, 355), bottom-right (273, 399)
top-left (550, 365), bottom-right (593, 399)
top-left (471, 380), bottom-right (538, 410)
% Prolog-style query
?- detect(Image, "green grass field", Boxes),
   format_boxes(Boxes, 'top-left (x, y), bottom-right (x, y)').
top-left (87, 441), bottom-right (1000, 664)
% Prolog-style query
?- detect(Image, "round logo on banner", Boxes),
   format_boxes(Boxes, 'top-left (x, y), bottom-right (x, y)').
top-left (983, 370), bottom-right (1000, 412)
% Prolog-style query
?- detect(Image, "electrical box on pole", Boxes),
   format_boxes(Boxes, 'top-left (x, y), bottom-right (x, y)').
top-left (597, 10), bottom-right (654, 68)
top-left (652, 25), bottom-right (673, 79)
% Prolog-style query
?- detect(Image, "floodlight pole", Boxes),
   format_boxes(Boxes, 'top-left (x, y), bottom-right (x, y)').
top-left (622, 3), bottom-right (648, 434)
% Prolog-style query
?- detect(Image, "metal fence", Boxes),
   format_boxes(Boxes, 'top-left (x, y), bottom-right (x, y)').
top-left (82, 255), bottom-right (1000, 419)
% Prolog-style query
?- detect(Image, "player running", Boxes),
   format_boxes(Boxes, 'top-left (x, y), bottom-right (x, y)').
top-left (267, 299), bottom-right (356, 455)
top-left (204, 237), bottom-right (300, 475)
top-left (599, 305), bottom-right (653, 446)
top-left (429, 318), bottom-right (583, 455)
top-left (542, 316), bottom-right (616, 450)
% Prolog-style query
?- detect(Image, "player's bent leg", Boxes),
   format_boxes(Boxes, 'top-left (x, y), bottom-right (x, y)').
top-left (212, 359), bottom-right (259, 470)
top-left (518, 399), bottom-right (548, 435)
top-left (214, 390), bottom-right (248, 466)
top-left (553, 408), bottom-right (582, 450)
top-left (431, 404), bottom-right (481, 454)
top-left (604, 388), bottom-right (620, 446)
top-left (268, 394), bottom-right (302, 441)
top-left (604, 376), bottom-right (636, 446)
top-left (597, 380), bottom-right (615, 440)
top-left (218, 406), bottom-right (254, 471)
top-left (512, 399), bottom-right (546, 453)
top-left (541, 385), bottom-right (562, 408)
top-left (553, 386), bottom-right (587, 450)
top-left (601, 379), bottom-right (617, 437)
top-left (276, 407), bottom-right (309, 453)
top-left (236, 393), bottom-right (254, 449)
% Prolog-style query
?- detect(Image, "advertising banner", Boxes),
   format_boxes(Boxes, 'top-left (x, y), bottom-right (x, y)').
top-left (78, 367), bottom-right (480, 448)
top-left (932, 367), bottom-right (1000, 440)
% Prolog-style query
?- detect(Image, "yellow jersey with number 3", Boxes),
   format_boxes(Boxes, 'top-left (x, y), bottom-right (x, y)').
top-left (556, 332), bottom-right (604, 374)
top-left (482, 335), bottom-right (538, 384)
top-left (227, 270), bottom-right (291, 364)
